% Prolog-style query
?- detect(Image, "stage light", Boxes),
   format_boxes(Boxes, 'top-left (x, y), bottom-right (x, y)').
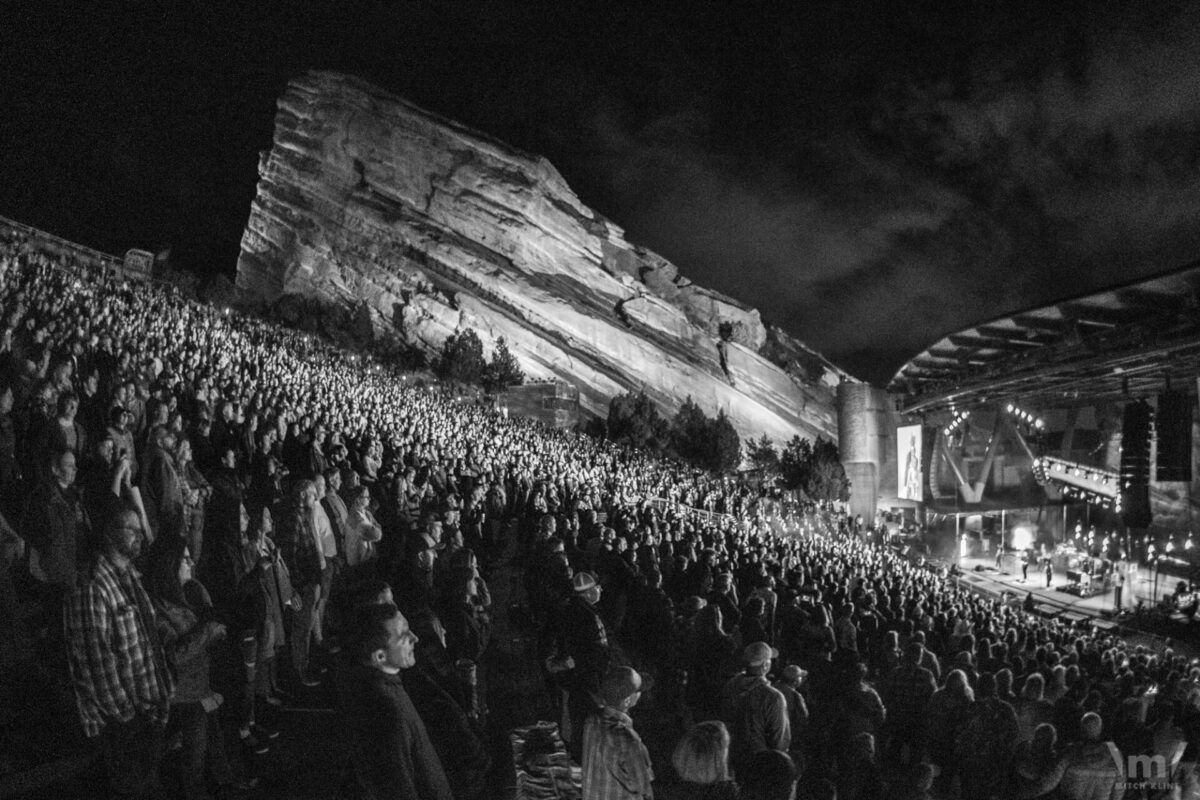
top-left (1011, 526), bottom-right (1033, 550)
top-left (1002, 402), bottom-right (1044, 429)
top-left (1187, 535), bottom-right (1194, 551)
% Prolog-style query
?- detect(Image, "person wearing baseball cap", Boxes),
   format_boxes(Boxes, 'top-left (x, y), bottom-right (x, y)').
top-left (772, 664), bottom-right (809, 761)
top-left (550, 570), bottom-right (610, 762)
top-left (720, 641), bottom-right (791, 778)
top-left (582, 666), bottom-right (654, 800)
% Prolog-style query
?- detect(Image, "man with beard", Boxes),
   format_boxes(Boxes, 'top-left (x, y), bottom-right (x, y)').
top-left (65, 508), bottom-right (174, 799)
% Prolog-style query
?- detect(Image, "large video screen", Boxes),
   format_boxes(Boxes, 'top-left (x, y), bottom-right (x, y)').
top-left (897, 424), bottom-right (923, 501)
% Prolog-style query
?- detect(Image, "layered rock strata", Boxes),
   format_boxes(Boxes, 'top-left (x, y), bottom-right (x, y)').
top-left (238, 71), bottom-right (851, 445)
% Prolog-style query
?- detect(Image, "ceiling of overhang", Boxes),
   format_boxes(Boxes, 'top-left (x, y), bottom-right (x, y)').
top-left (889, 262), bottom-right (1200, 416)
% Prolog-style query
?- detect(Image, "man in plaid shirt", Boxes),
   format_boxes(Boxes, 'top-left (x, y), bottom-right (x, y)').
top-left (65, 507), bottom-right (174, 799)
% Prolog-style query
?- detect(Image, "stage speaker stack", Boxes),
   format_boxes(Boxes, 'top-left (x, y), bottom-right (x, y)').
top-left (1156, 389), bottom-right (1193, 482)
top-left (1120, 399), bottom-right (1153, 528)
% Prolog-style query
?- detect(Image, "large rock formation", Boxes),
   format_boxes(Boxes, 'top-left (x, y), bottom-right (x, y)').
top-left (238, 71), bottom-right (851, 445)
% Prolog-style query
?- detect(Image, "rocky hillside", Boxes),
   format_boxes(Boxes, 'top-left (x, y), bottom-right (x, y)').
top-left (238, 71), bottom-right (851, 444)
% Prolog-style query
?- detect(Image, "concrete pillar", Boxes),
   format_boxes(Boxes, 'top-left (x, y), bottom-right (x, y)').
top-left (838, 382), bottom-right (886, 521)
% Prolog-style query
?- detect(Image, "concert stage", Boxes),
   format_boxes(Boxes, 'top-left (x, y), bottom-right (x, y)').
top-left (950, 553), bottom-right (1198, 649)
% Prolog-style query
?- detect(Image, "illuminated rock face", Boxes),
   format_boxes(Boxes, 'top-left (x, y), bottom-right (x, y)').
top-left (238, 71), bottom-right (850, 444)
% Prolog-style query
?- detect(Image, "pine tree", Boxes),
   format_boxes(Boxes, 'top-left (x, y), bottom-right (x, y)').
top-left (707, 410), bottom-right (741, 472)
top-left (436, 328), bottom-right (486, 385)
top-left (807, 438), bottom-right (851, 502)
top-left (484, 336), bottom-right (524, 392)
top-left (670, 397), bottom-right (709, 464)
top-left (606, 391), bottom-right (668, 454)
top-left (746, 434), bottom-right (779, 473)
top-left (778, 436), bottom-right (849, 501)
top-left (779, 436), bottom-right (813, 492)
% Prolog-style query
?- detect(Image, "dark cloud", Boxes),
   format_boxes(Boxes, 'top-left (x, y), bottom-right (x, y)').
top-left (533, 4), bottom-right (1200, 382)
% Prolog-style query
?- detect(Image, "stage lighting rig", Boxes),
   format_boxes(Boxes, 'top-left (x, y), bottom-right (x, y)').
top-left (1003, 403), bottom-right (1044, 430)
top-left (1033, 455), bottom-right (1120, 510)
top-left (943, 410), bottom-right (970, 437)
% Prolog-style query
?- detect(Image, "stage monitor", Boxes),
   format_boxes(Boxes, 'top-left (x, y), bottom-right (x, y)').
top-left (897, 424), bottom-right (923, 501)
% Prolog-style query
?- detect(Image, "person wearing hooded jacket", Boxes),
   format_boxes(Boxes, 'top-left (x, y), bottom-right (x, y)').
top-left (720, 640), bottom-right (791, 778)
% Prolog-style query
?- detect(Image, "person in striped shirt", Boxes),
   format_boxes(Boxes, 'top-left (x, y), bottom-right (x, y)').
top-left (582, 666), bottom-right (654, 800)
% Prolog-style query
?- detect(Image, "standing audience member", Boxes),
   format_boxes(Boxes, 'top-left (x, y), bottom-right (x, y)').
top-left (687, 604), bottom-right (737, 723)
top-left (957, 672), bottom-right (1021, 800)
top-left (772, 664), bottom-right (810, 768)
top-left (926, 668), bottom-right (974, 793)
top-left (880, 641), bottom-right (936, 765)
top-left (581, 666), bottom-right (654, 800)
top-left (144, 533), bottom-right (251, 799)
top-left (233, 504), bottom-right (291, 755)
top-left (1058, 712), bottom-right (1126, 800)
top-left (661, 720), bottom-right (738, 800)
top-left (721, 641), bottom-right (791, 778)
top-left (837, 732), bottom-right (884, 800)
top-left (65, 508), bottom-right (174, 799)
top-left (23, 448), bottom-right (91, 653)
top-left (174, 437), bottom-right (211, 567)
top-left (549, 570), bottom-right (610, 760)
top-left (279, 480), bottom-right (324, 688)
top-left (737, 749), bottom-right (798, 800)
top-left (343, 483), bottom-right (382, 576)
top-left (141, 425), bottom-right (184, 542)
top-left (335, 603), bottom-right (453, 800)
top-left (310, 473), bottom-right (339, 653)
top-left (1011, 722), bottom-right (1068, 800)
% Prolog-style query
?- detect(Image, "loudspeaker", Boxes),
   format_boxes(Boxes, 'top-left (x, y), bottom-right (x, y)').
top-left (1121, 400), bottom-right (1153, 528)
top-left (920, 424), bottom-right (935, 503)
top-left (1156, 389), bottom-right (1193, 482)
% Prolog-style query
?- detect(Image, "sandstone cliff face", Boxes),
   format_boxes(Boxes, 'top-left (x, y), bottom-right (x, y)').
top-left (238, 71), bottom-right (850, 445)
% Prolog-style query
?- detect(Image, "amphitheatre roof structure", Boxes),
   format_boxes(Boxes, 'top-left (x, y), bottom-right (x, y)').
top-left (890, 262), bottom-right (1200, 416)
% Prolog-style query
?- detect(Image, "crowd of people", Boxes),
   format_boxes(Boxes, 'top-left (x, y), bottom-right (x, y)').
top-left (0, 224), bottom-right (1199, 800)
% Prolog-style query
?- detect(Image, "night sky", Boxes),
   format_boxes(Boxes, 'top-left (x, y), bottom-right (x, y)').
top-left (5, 1), bottom-right (1200, 384)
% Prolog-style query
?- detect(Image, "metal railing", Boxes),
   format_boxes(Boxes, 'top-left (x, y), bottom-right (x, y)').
top-left (0, 213), bottom-right (125, 271)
